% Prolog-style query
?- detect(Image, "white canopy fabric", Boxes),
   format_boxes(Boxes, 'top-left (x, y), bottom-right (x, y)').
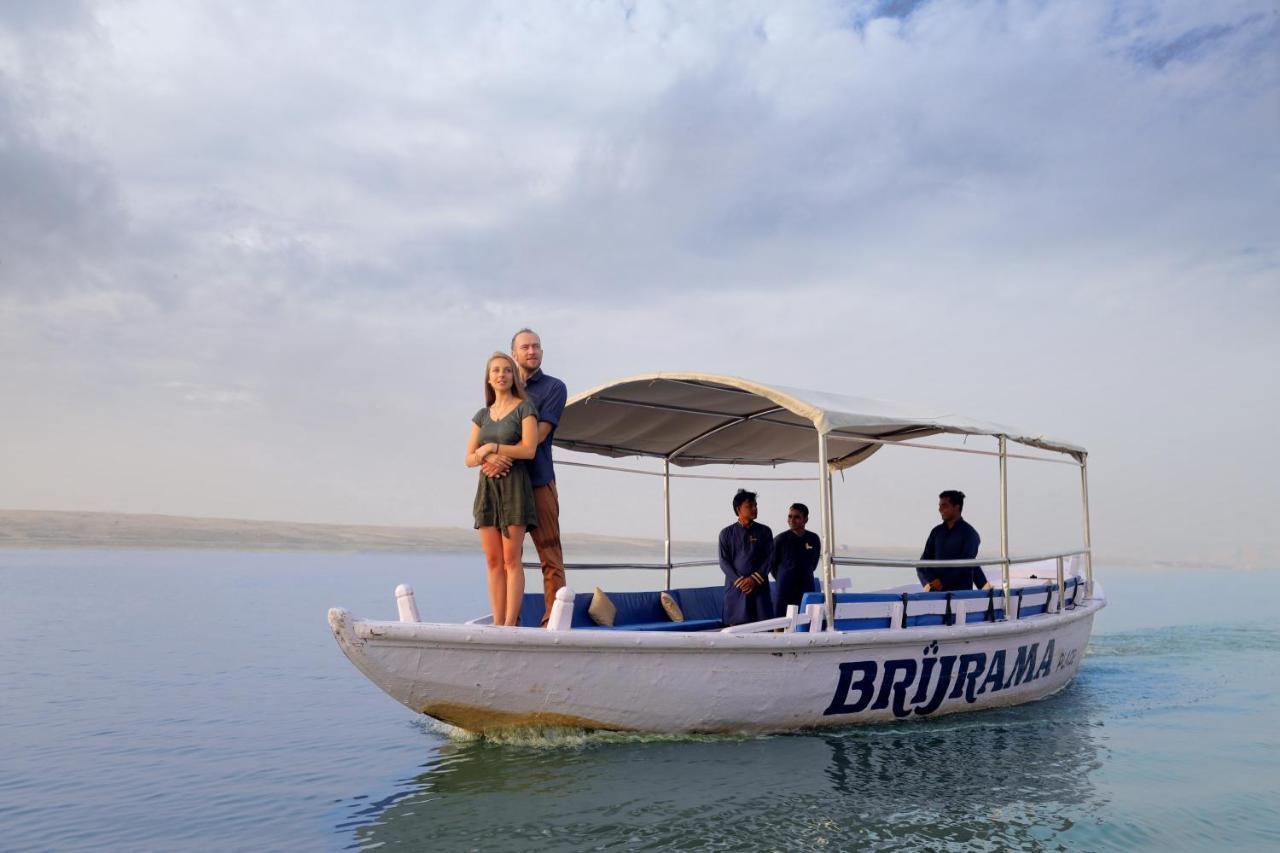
top-left (552, 373), bottom-right (1085, 469)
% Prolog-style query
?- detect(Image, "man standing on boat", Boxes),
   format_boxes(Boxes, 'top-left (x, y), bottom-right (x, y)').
top-left (770, 503), bottom-right (821, 617)
top-left (917, 490), bottom-right (992, 592)
top-left (482, 328), bottom-right (567, 625)
top-left (718, 489), bottom-right (774, 626)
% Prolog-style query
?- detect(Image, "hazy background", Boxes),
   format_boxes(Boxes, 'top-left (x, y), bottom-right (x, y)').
top-left (2, 1), bottom-right (1276, 567)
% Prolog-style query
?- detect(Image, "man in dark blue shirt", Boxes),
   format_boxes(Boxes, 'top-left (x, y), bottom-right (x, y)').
top-left (718, 489), bottom-right (774, 626)
top-left (483, 328), bottom-right (568, 624)
top-left (917, 490), bottom-right (991, 592)
top-left (770, 502), bottom-right (821, 618)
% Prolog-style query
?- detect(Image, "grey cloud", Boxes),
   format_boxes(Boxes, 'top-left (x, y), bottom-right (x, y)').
top-left (376, 2), bottom-right (1275, 307)
top-left (0, 87), bottom-right (126, 300)
top-left (872, 0), bottom-right (933, 22)
top-left (3, 0), bottom-right (1274, 318)
top-left (841, 0), bottom-right (933, 32)
top-left (0, 1), bottom-right (128, 301)
top-left (1, 1), bottom-right (1277, 564)
top-left (0, 0), bottom-right (93, 35)
top-left (1129, 18), bottom-right (1255, 70)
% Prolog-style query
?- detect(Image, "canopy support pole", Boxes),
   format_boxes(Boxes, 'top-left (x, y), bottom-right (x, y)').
top-left (999, 436), bottom-right (1011, 621)
top-left (826, 467), bottom-right (836, 566)
top-left (818, 432), bottom-right (835, 632)
top-left (663, 459), bottom-right (672, 590)
top-left (1080, 454), bottom-right (1093, 598)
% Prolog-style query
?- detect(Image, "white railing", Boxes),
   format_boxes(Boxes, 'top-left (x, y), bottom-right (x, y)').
top-left (519, 548), bottom-right (1090, 631)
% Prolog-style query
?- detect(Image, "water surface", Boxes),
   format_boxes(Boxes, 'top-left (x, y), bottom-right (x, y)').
top-left (2, 550), bottom-right (1276, 851)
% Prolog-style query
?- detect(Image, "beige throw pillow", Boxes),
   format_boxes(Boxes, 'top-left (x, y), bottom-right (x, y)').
top-left (660, 591), bottom-right (684, 622)
top-left (588, 587), bottom-right (616, 626)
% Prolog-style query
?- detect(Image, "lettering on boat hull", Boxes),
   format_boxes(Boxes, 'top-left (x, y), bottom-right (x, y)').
top-left (823, 638), bottom-right (1082, 719)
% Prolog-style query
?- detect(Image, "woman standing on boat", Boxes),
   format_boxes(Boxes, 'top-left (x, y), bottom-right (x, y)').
top-left (466, 352), bottom-right (539, 626)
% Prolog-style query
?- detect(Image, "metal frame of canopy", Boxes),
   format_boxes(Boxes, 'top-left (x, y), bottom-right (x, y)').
top-left (548, 373), bottom-right (1094, 630)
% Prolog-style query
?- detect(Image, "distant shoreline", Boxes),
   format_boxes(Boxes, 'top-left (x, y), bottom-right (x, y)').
top-left (0, 509), bottom-right (702, 557)
top-left (0, 509), bottom-right (1265, 570)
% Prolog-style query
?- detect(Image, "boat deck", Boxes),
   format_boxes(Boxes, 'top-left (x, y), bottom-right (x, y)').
top-left (505, 575), bottom-right (1085, 633)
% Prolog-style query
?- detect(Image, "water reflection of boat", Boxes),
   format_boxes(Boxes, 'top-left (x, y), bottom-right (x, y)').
top-left (344, 684), bottom-right (1107, 850)
top-left (329, 374), bottom-right (1105, 734)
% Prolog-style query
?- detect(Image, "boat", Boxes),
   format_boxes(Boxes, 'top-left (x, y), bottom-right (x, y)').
top-left (329, 373), bottom-right (1104, 734)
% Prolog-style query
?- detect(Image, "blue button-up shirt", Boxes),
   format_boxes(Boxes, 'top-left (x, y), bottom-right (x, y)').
top-left (770, 529), bottom-right (821, 616)
top-left (522, 368), bottom-right (567, 488)
top-left (917, 517), bottom-right (988, 591)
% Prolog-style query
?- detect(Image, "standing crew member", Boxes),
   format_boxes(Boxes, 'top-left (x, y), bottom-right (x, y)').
top-left (917, 490), bottom-right (992, 592)
top-left (482, 328), bottom-right (568, 625)
top-left (718, 489), bottom-right (774, 626)
top-left (770, 502), bottom-right (821, 617)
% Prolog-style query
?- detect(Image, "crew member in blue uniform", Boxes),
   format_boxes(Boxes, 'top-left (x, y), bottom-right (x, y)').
top-left (917, 490), bottom-right (992, 592)
top-left (718, 489), bottom-right (774, 626)
top-left (770, 502), bottom-right (821, 617)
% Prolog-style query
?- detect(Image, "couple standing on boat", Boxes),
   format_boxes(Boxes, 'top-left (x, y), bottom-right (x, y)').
top-left (464, 329), bottom-right (567, 627)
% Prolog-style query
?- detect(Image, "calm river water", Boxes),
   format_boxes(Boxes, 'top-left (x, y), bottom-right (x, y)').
top-left (2, 550), bottom-right (1277, 851)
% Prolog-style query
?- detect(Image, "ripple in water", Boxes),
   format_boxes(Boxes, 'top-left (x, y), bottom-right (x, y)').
top-left (333, 621), bottom-right (1280, 852)
top-left (5, 554), bottom-right (1277, 852)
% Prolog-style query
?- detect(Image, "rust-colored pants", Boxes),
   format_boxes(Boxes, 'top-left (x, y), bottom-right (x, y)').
top-left (530, 480), bottom-right (566, 625)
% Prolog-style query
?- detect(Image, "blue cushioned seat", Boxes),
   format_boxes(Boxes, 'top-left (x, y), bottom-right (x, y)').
top-left (793, 580), bottom-right (1090, 632)
top-left (796, 591), bottom-right (898, 632)
top-left (517, 584), bottom-right (727, 631)
top-left (796, 588), bottom-right (1010, 632)
top-left (671, 585), bottom-right (727, 623)
top-left (591, 618), bottom-right (724, 632)
top-left (1012, 580), bottom-right (1083, 618)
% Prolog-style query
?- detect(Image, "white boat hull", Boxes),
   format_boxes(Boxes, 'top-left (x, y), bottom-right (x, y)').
top-left (329, 587), bottom-right (1104, 734)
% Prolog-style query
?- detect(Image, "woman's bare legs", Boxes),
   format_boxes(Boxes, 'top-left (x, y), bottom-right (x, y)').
top-left (478, 527), bottom-right (506, 624)
top-left (501, 525), bottom-right (526, 626)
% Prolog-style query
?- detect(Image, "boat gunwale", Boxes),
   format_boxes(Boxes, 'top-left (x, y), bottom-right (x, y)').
top-left (332, 587), bottom-right (1105, 653)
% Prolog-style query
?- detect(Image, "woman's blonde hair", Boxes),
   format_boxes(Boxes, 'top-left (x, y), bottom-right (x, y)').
top-left (483, 351), bottom-right (525, 406)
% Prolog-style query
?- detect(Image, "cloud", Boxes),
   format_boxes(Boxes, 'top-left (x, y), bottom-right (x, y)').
top-left (162, 381), bottom-right (258, 408)
top-left (1126, 8), bottom-right (1274, 71)
top-left (0, 0), bottom-right (93, 35)
top-left (1131, 21), bottom-right (1239, 70)
top-left (0, 1), bottom-right (1277, 565)
top-left (5, 1), bottom-right (1275, 309)
top-left (0, 8), bottom-right (125, 300)
top-left (868, 1), bottom-right (933, 24)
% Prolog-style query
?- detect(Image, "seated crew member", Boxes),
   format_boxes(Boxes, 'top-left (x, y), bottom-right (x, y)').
top-left (718, 489), bottom-right (775, 626)
top-left (770, 502), bottom-right (821, 618)
top-left (917, 489), bottom-right (993, 592)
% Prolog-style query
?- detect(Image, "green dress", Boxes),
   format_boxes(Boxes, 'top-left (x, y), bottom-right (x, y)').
top-left (472, 399), bottom-right (539, 533)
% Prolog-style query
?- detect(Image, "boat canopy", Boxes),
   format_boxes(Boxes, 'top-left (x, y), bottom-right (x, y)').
top-left (553, 373), bottom-right (1085, 470)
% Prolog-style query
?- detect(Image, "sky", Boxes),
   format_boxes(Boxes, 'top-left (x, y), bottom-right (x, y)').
top-left (1, 0), bottom-right (1277, 568)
